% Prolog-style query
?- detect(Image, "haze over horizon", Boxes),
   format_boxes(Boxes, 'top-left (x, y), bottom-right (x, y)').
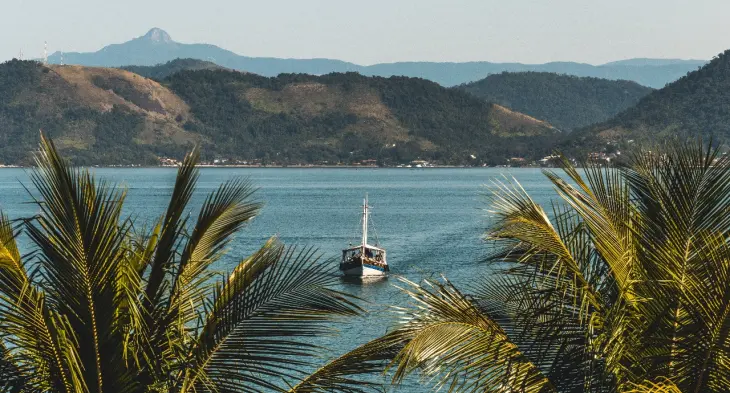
top-left (2, 0), bottom-right (729, 65)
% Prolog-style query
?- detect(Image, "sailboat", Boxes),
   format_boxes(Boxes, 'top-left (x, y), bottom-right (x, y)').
top-left (340, 195), bottom-right (389, 277)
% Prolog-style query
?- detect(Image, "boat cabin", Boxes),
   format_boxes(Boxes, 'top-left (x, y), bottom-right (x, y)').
top-left (342, 245), bottom-right (386, 263)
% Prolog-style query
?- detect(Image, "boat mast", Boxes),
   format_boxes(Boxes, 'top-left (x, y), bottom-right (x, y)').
top-left (362, 194), bottom-right (368, 246)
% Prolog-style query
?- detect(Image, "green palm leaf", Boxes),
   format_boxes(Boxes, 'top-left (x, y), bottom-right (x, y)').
top-left (167, 177), bottom-right (261, 333)
top-left (1, 136), bottom-right (370, 393)
top-left (180, 242), bottom-right (362, 393)
top-left (26, 135), bottom-right (136, 393)
top-left (0, 210), bottom-right (86, 393)
top-left (286, 333), bottom-right (402, 393)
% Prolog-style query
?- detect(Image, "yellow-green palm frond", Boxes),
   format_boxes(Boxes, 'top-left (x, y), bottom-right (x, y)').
top-left (625, 378), bottom-right (683, 393)
top-left (0, 213), bottom-right (21, 275)
top-left (143, 146), bottom-right (200, 323)
top-left (487, 177), bottom-right (605, 314)
top-left (620, 141), bottom-right (730, 391)
top-left (25, 135), bottom-right (138, 393)
top-left (286, 332), bottom-right (404, 393)
top-left (287, 276), bottom-right (555, 393)
top-left (0, 340), bottom-right (28, 393)
top-left (179, 241), bottom-right (363, 393)
top-left (392, 277), bottom-right (553, 393)
top-left (648, 230), bottom-right (730, 391)
top-left (544, 159), bottom-right (637, 299)
top-left (0, 209), bottom-right (86, 393)
top-left (167, 177), bottom-right (261, 332)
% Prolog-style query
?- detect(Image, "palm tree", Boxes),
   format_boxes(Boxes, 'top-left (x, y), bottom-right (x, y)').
top-left (0, 136), bottom-right (366, 393)
top-left (323, 141), bottom-right (730, 392)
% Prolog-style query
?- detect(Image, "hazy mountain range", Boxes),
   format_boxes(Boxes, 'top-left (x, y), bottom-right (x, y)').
top-left (46, 28), bottom-right (707, 88)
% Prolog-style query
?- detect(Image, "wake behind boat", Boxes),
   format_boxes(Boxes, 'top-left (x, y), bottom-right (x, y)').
top-left (340, 195), bottom-right (389, 277)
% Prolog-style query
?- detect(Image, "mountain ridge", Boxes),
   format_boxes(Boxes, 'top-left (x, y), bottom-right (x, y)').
top-left (45, 28), bottom-right (707, 88)
top-left (0, 60), bottom-right (559, 166)
top-left (458, 72), bottom-right (654, 131)
top-left (565, 48), bottom-right (730, 154)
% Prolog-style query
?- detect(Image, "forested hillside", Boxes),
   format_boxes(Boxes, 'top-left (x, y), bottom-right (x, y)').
top-left (0, 60), bottom-right (197, 165)
top-left (566, 49), bottom-right (730, 153)
top-left (121, 58), bottom-right (226, 80)
top-left (0, 60), bottom-right (559, 165)
top-left (164, 71), bottom-right (559, 164)
top-left (458, 72), bottom-right (653, 131)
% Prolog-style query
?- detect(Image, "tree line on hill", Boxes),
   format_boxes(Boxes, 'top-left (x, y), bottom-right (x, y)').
top-left (0, 59), bottom-right (562, 166)
top-left (457, 71), bottom-right (653, 131)
top-left (164, 70), bottom-right (558, 166)
top-left (5, 45), bottom-right (730, 167)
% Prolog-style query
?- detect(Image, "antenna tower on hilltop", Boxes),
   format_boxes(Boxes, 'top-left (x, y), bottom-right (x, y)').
top-left (18, 49), bottom-right (23, 60)
top-left (43, 41), bottom-right (48, 64)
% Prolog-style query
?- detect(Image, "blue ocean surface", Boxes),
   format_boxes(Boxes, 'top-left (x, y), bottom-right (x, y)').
top-left (0, 167), bottom-right (557, 391)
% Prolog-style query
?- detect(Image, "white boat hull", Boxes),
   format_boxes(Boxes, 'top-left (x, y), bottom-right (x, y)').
top-left (341, 263), bottom-right (387, 277)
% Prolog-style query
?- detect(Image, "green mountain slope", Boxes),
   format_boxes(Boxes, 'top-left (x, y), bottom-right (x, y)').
top-left (165, 70), bottom-right (559, 164)
top-left (0, 60), bottom-right (559, 165)
top-left (0, 59), bottom-right (198, 165)
top-left (458, 72), bottom-right (653, 131)
top-left (566, 49), bottom-right (730, 153)
top-left (120, 58), bottom-right (226, 80)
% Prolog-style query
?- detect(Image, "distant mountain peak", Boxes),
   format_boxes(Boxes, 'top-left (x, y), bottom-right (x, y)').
top-left (140, 28), bottom-right (173, 43)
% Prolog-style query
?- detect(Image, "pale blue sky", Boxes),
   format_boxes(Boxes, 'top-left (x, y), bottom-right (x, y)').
top-left (3, 0), bottom-right (729, 65)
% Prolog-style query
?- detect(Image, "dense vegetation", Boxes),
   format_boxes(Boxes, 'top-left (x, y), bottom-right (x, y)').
top-left (566, 49), bottom-right (730, 154)
top-left (0, 60), bottom-right (164, 165)
top-left (315, 141), bottom-right (730, 392)
top-left (165, 70), bottom-right (559, 165)
top-left (458, 72), bottom-right (653, 131)
top-left (0, 59), bottom-right (561, 165)
top-left (120, 58), bottom-right (225, 80)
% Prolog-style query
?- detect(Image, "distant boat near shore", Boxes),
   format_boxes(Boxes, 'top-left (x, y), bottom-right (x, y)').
top-left (340, 195), bottom-right (389, 277)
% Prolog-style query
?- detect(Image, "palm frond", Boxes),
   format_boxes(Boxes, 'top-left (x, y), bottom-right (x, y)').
top-left (168, 178), bottom-right (261, 330)
top-left (0, 341), bottom-right (27, 393)
top-left (137, 148), bottom-right (200, 386)
top-left (384, 277), bottom-right (553, 393)
top-left (143, 146), bottom-right (200, 320)
top-left (180, 241), bottom-right (362, 393)
top-left (26, 135), bottom-right (135, 393)
top-left (625, 378), bottom-right (682, 393)
top-left (487, 177), bottom-right (605, 315)
top-left (286, 333), bottom-right (403, 393)
top-left (544, 159), bottom-right (637, 298)
top-left (620, 141), bottom-right (730, 390)
top-left (0, 210), bottom-right (86, 393)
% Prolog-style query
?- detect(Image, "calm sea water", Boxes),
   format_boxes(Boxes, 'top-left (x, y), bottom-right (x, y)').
top-left (0, 167), bottom-right (556, 390)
